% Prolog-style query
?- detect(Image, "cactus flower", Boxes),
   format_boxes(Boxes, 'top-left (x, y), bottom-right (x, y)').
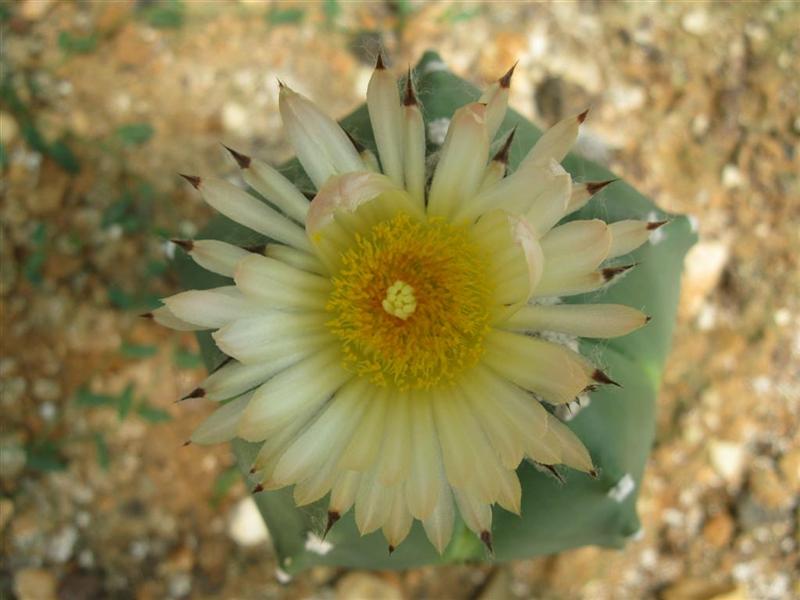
top-left (156, 55), bottom-right (670, 555)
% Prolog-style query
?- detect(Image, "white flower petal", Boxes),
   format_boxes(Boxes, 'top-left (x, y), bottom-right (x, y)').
top-left (162, 286), bottom-right (266, 330)
top-left (565, 180), bottom-right (614, 215)
top-left (264, 244), bottom-right (327, 276)
top-left (540, 219), bottom-right (611, 279)
top-left (428, 103), bottom-right (489, 219)
top-left (504, 303), bottom-right (648, 338)
top-left (197, 177), bottom-right (310, 251)
top-left (367, 61), bottom-right (404, 187)
top-left (279, 84), bottom-right (364, 188)
top-left (212, 312), bottom-right (331, 364)
top-left (405, 397), bottom-right (442, 520)
top-left (403, 102), bottom-right (426, 209)
top-left (483, 330), bottom-right (594, 404)
top-left (383, 488), bottom-right (414, 549)
top-left (150, 305), bottom-right (203, 331)
top-left (203, 359), bottom-right (294, 402)
top-left (519, 111), bottom-right (585, 169)
top-left (422, 474), bottom-right (454, 554)
top-left (234, 254), bottom-right (329, 310)
top-left (243, 157), bottom-right (310, 224)
top-left (190, 392), bottom-right (252, 445)
top-left (608, 220), bottom-right (663, 258)
top-left (330, 470), bottom-right (361, 516)
top-left (337, 391), bottom-right (389, 472)
top-left (375, 393), bottom-right (412, 486)
top-left (453, 489), bottom-right (492, 536)
top-left (187, 240), bottom-right (250, 278)
top-left (238, 348), bottom-right (351, 441)
top-left (523, 160), bottom-right (571, 237)
top-left (545, 415), bottom-right (594, 473)
top-left (355, 469), bottom-right (393, 534)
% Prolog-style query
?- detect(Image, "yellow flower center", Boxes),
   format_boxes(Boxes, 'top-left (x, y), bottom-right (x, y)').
top-left (327, 213), bottom-right (492, 390)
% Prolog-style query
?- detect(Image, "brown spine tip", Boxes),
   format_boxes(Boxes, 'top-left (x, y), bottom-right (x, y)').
top-left (582, 384), bottom-right (599, 394)
top-left (492, 126), bottom-right (517, 165)
top-left (403, 68), bottom-right (417, 106)
top-left (252, 483), bottom-right (264, 494)
top-left (248, 467), bottom-right (256, 474)
top-left (589, 469), bottom-right (599, 479)
top-left (592, 369), bottom-right (622, 388)
top-left (375, 52), bottom-right (386, 70)
top-left (140, 312), bottom-right (154, 320)
top-left (480, 530), bottom-right (494, 555)
top-left (222, 144), bottom-right (252, 169)
top-left (178, 387), bottom-right (205, 402)
top-left (170, 239), bottom-right (194, 252)
top-left (586, 179), bottom-right (617, 196)
top-left (276, 78), bottom-right (285, 89)
top-left (182, 440), bottom-right (191, 447)
top-left (647, 219), bottom-right (669, 230)
top-left (577, 108), bottom-right (590, 124)
top-left (602, 263), bottom-right (636, 281)
top-left (179, 174), bottom-right (201, 189)
top-left (388, 545), bottom-right (395, 555)
top-left (499, 61), bottom-right (518, 88)
top-left (645, 315), bottom-right (653, 324)
top-left (323, 510), bottom-right (340, 539)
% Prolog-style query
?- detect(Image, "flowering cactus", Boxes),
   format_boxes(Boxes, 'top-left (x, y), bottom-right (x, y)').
top-left (162, 52), bottom-right (696, 572)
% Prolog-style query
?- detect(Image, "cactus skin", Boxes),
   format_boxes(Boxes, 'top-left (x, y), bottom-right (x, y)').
top-left (174, 52), bottom-right (697, 572)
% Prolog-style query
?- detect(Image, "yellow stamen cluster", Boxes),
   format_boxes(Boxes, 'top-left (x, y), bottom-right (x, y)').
top-left (327, 213), bottom-right (492, 390)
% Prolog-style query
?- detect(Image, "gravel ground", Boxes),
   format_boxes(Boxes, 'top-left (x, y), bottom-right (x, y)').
top-left (2, 1), bottom-right (799, 599)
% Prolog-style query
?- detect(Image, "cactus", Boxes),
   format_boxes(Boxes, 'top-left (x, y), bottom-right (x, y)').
top-left (173, 51), bottom-right (696, 572)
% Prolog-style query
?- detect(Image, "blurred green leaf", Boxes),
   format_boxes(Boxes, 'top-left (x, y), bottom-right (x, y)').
top-left (116, 123), bottom-right (154, 146)
top-left (173, 346), bottom-right (202, 370)
top-left (136, 403), bottom-right (172, 423)
top-left (120, 341), bottom-right (158, 359)
top-left (323, 0), bottom-right (340, 23)
top-left (58, 31), bottom-right (98, 54)
top-left (25, 440), bottom-right (67, 472)
top-left (142, 0), bottom-right (185, 29)
top-left (93, 432), bottom-right (110, 470)
top-left (48, 138), bottom-right (80, 173)
top-left (74, 387), bottom-right (115, 408)
top-left (267, 6), bottom-right (305, 25)
top-left (117, 384), bottom-right (135, 421)
top-left (22, 223), bottom-right (47, 285)
top-left (439, 5), bottom-right (480, 23)
top-left (210, 466), bottom-right (241, 507)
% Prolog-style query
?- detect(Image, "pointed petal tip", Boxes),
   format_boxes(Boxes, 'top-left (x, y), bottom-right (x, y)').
top-left (647, 219), bottom-right (669, 230)
top-left (178, 387), bottom-right (205, 402)
top-left (179, 174), bottom-right (202, 189)
top-left (586, 179), bottom-right (617, 196)
top-left (492, 126), bottom-right (517, 164)
top-left (589, 469), bottom-right (599, 479)
top-left (577, 108), bottom-right (590, 124)
top-left (323, 510), bottom-right (341, 539)
top-left (170, 238), bottom-right (194, 252)
top-left (602, 263), bottom-right (636, 281)
top-left (544, 464), bottom-right (566, 484)
top-left (388, 545), bottom-right (395, 555)
top-left (592, 369), bottom-right (622, 388)
top-left (222, 144), bottom-right (252, 169)
top-left (252, 483), bottom-right (264, 494)
top-left (248, 467), bottom-right (256, 474)
top-left (375, 52), bottom-right (386, 70)
top-left (480, 530), bottom-right (494, 554)
top-left (403, 68), bottom-right (417, 106)
top-left (139, 312), bottom-right (154, 320)
top-left (645, 315), bottom-right (653, 324)
top-left (499, 61), bottom-right (518, 88)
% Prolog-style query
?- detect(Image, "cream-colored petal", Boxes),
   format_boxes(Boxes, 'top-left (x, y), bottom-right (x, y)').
top-left (403, 102), bottom-right (426, 209)
top-left (293, 451), bottom-right (340, 507)
top-left (190, 392), bottom-right (252, 445)
top-left (483, 330), bottom-right (594, 404)
top-left (202, 359), bottom-right (293, 402)
top-left (367, 62), bottom-right (404, 187)
top-left (187, 240), bottom-right (250, 278)
top-left (197, 177), bottom-right (310, 251)
top-left (279, 84), bottom-right (364, 188)
top-left (354, 469), bottom-right (393, 534)
top-left (163, 286), bottom-right (267, 330)
top-left (428, 103), bottom-right (489, 219)
top-left (212, 312), bottom-right (330, 364)
top-left (503, 303), bottom-right (648, 338)
top-left (375, 393), bottom-right (412, 486)
top-left (330, 470), bottom-right (361, 516)
top-left (524, 160), bottom-right (572, 237)
top-left (422, 474), bottom-right (454, 554)
top-left (480, 82), bottom-right (509, 142)
top-left (382, 487), bottom-right (414, 549)
top-left (243, 157), bottom-right (310, 224)
top-left (405, 397), bottom-right (442, 520)
top-left (540, 220), bottom-right (611, 280)
top-left (545, 416), bottom-right (594, 473)
top-left (608, 220), bottom-right (662, 259)
top-left (533, 264), bottom-right (635, 298)
top-left (565, 180), bottom-right (615, 215)
top-left (519, 111), bottom-right (584, 169)
top-left (337, 390), bottom-right (389, 472)
top-left (150, 305), bottom-right (203, 331)
top-left (238, 348), bottom-right (351, 441)
top-left (271, 378), bottom-right (368, 485)
top-left (264, 244), bottom-right (327, 276)
top-left (453, 489), bottom-right (492, 536)
top-left (234, 254), bottom-right (329, 310)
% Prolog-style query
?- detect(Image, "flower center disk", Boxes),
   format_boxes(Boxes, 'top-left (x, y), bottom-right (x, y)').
top-left (326, 213), bottom-right (492, 390)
